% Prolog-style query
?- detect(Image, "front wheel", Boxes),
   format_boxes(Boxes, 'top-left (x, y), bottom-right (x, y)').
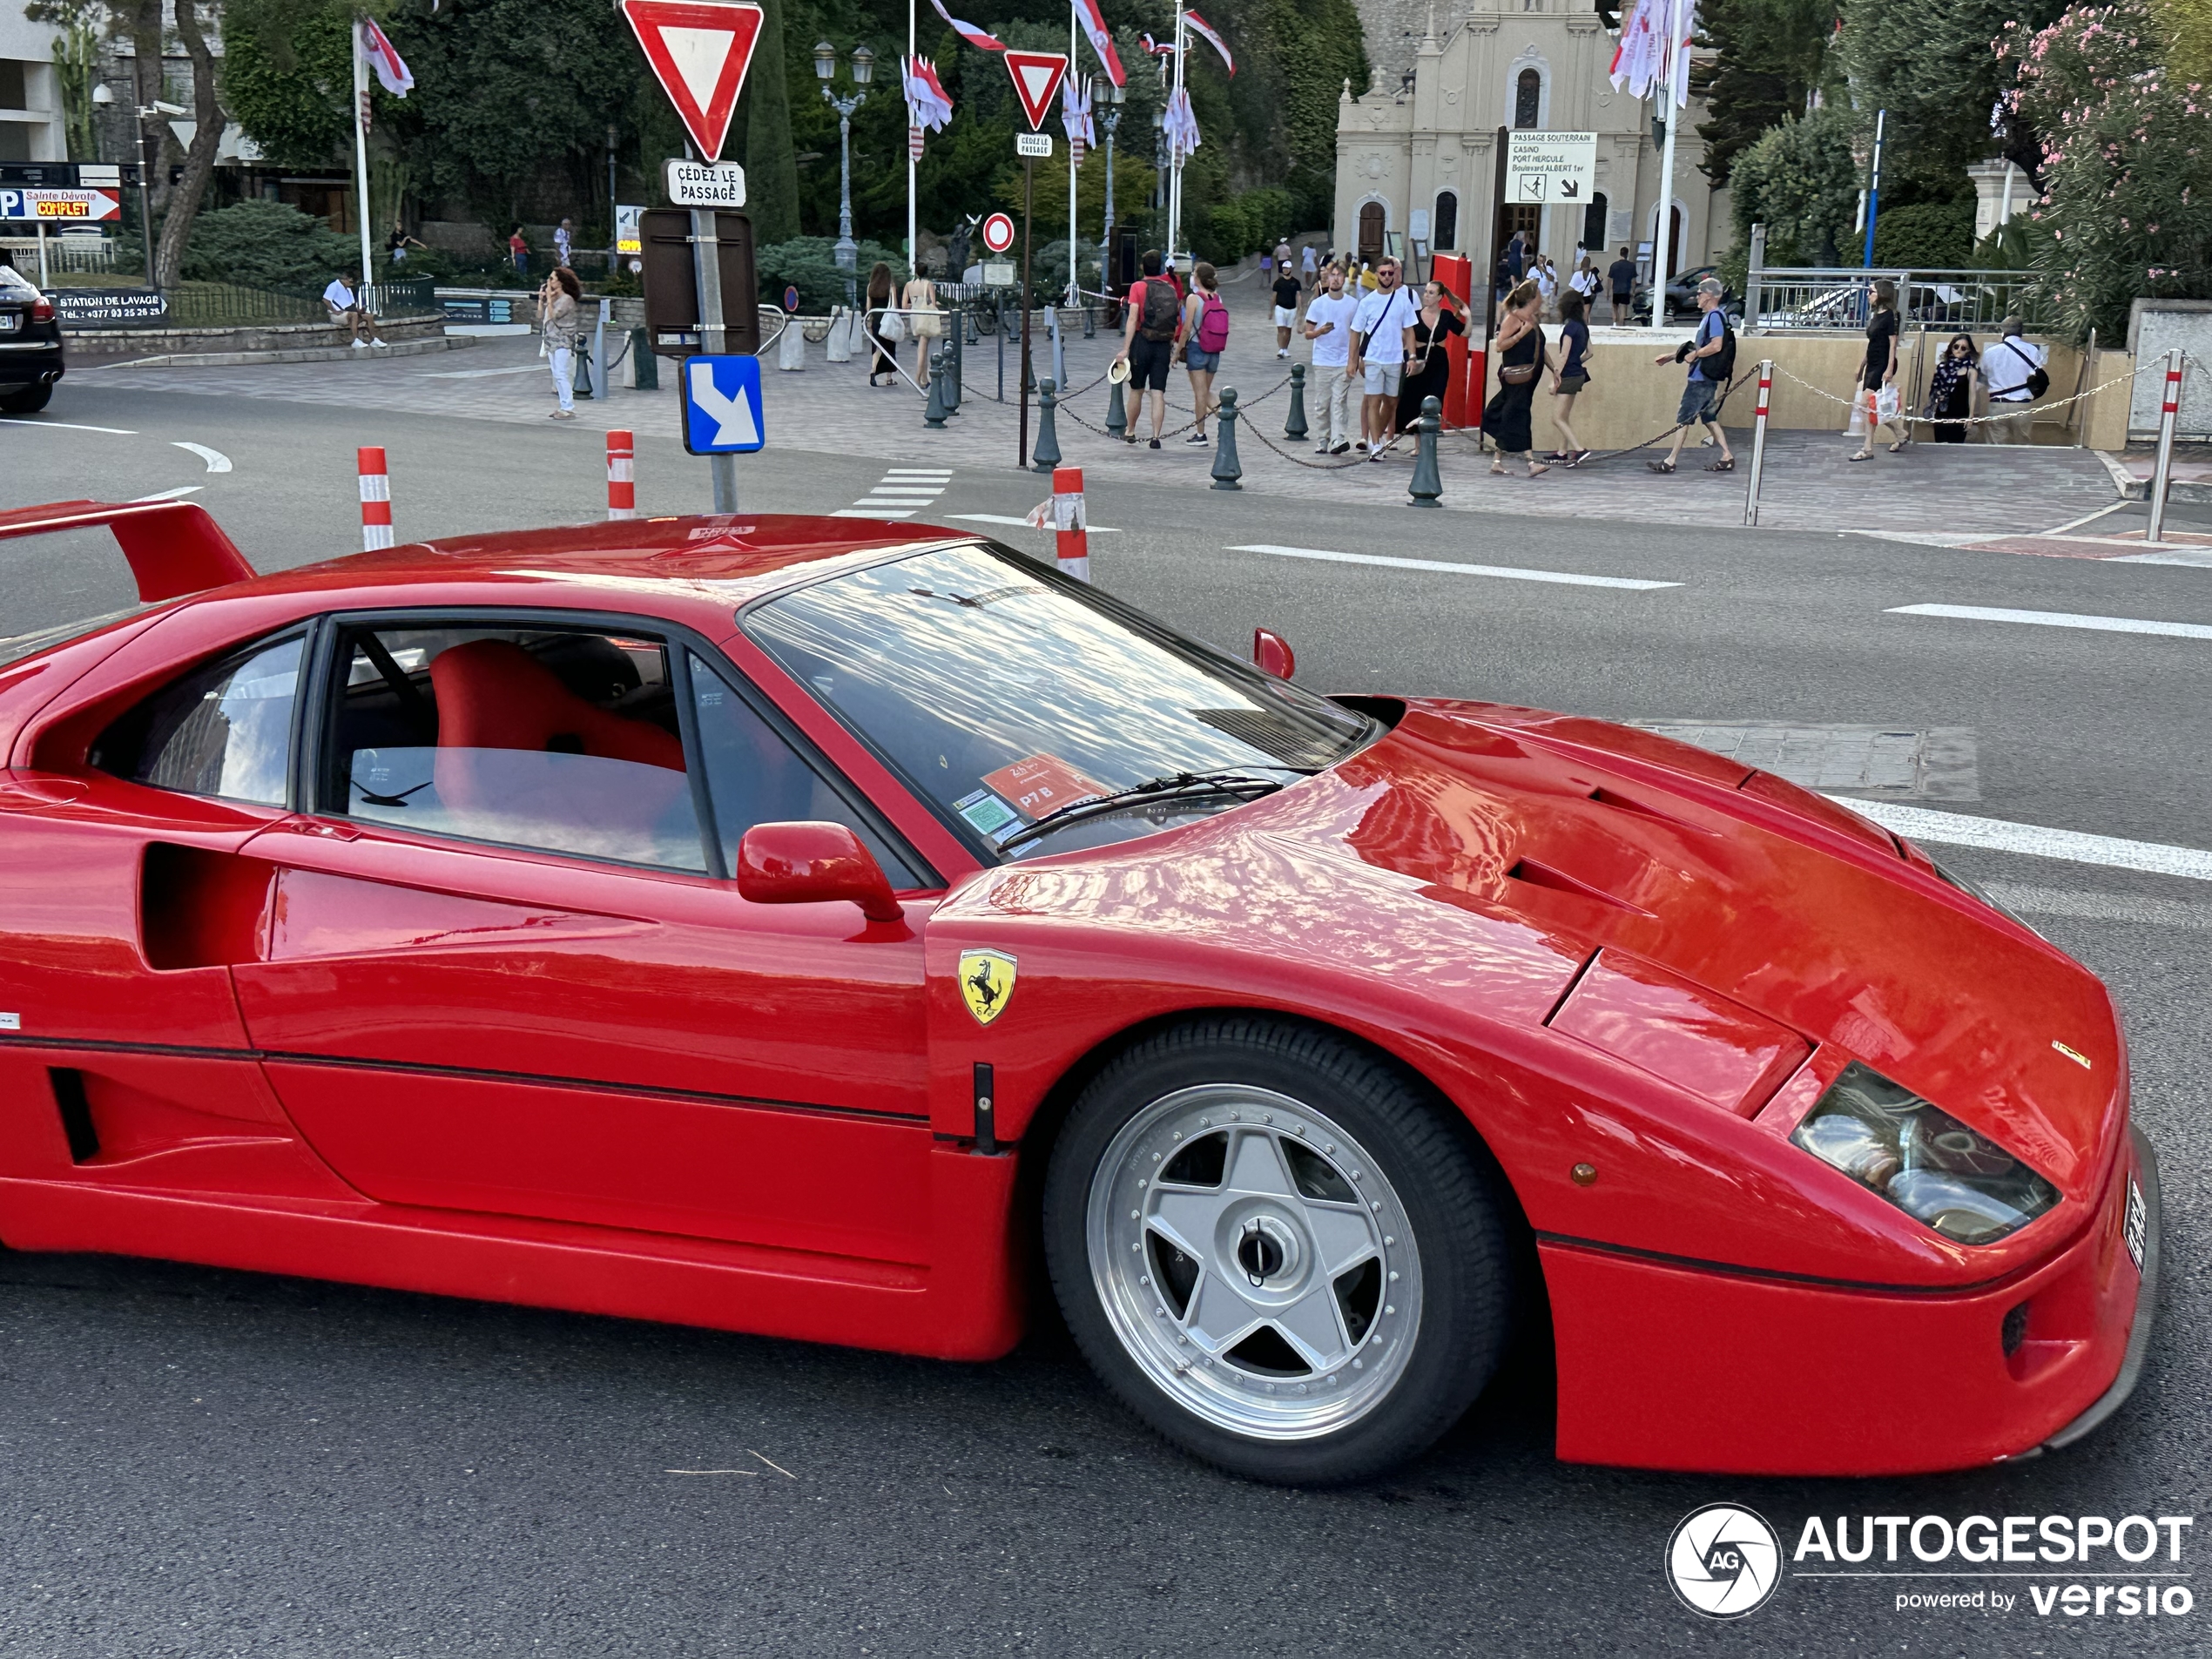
top-left (1042, 1018), bottom-right (1515, 1485)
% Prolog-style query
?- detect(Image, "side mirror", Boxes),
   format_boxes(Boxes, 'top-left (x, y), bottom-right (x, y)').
top-left (1251, 627), bottom-right (1296, 679)
top-left (736, 821), bottom-right (904, 923)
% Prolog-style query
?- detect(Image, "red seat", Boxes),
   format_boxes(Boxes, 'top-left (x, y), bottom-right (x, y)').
top-left (429, 640), bottom-right (684, 771)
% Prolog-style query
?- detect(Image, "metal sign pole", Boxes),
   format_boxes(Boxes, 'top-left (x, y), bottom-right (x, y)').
top-left (693, 206), bottom-right (738, 512)
top-left (1020, 156), bottom-right (1035, 468)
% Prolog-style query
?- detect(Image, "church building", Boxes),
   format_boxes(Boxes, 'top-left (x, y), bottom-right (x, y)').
top-left (1333, 0), bottom-right (1727, 298)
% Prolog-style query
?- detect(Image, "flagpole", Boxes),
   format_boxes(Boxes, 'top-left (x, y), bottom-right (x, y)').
top-left (1068, 8), bottom-right (1078, 304)
top-left (352, 18), bottom-right (374, 290)
top-left (907, 0), bottom-right (917, 277)
top-left (1649, 0), bottom-right (1685, 327)
top-left (1167, 1), bottom-right (1185, 266)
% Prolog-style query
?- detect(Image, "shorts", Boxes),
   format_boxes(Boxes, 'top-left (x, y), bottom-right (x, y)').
top-left (1363, 361), bottom-right (1404, 396)
top-left (1184, 346), bottom-right (1221, 372)
top-left (1557, 373), bottom-right (1588, 395)
top-left (1676, 377), bottom-right (1719, 426)
top-left (1128, 334), bottom-right (1174, 392)
top-left (1272, 306), bottom-right (1297, 327)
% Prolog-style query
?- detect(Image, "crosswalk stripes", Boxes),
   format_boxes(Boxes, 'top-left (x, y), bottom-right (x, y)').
top-left (832, 467), bottom-right (954, 520)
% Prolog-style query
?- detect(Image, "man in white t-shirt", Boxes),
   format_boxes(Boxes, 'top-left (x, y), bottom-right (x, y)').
top-left (1302, 264), bottom-right (1362, 455)
top-left (322, 273), bottom-right (386, 348)
top-left (1981, 316), bottom-right (2046, 445)
top-left (1347, 258), bottom-right (1418, 457)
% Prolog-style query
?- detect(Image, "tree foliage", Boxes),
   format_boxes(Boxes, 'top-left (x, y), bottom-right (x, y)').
top-left (1695, 0), bottom-right (1838, 185)
top-left (1726, 104), bottom-right (1858, 265)
top-left (1868, 199), bottom-right (1974, 266)
top-left (219, 0), bottom-right (355, 167)
top-left (180, 197), bottom-right (360, 287)
top-left (2000, 0), bottom-right (2212, 339)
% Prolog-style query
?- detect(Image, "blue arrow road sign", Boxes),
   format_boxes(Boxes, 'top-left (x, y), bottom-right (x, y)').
top-left (681, 354), bottom-right (765, 455)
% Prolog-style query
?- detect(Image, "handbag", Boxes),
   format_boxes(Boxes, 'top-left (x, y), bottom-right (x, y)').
top-left (1500, 362), bottom-right (1537, 385)
top-left (876, 307), bottom-right (906, 343)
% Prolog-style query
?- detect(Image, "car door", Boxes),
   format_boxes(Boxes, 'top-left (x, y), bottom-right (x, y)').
top-left (230, 610), bottom-right (944, 1264)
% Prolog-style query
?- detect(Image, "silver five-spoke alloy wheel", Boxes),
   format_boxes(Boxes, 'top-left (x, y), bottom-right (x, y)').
top-left (1085, 1082), bottom-right (1423, 1440)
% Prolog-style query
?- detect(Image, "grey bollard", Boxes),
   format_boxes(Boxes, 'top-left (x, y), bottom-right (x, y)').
top-left (1106, 371), bottom-right (1128, 441)
top-left (630, 327), bottom-right (658, 391)
top-left (777, 314), bottom-right (806, 371)
top-left (946, 314), bottom-right (963, 413)
top-left (1408, 395), bottom-right (1443, 507)
top-left (924, 348), bottom-right (948, 428)
top-left (1211, 387), bottom-right (1243, 490)
top-left (1034, 376), bottom-right (1062, 471)
top-left (1285, 362), bottom-right (1308, 441)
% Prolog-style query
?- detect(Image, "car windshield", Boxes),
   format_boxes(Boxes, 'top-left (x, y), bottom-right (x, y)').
top-left (742, 543), bottom-right (1374, 860)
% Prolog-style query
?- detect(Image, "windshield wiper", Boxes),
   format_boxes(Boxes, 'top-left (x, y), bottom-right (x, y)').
top-left (995, 767), bottom-right (1314, 853)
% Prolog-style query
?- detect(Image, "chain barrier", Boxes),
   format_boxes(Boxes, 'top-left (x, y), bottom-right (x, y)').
top-left (1768, 361), bottom-right (2141, 429)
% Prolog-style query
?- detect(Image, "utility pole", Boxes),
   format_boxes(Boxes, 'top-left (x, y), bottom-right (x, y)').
top-left (1861, 108), bottom-right (1886, 268)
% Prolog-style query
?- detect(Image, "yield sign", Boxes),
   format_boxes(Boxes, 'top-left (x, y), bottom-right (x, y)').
top-left (1003, 51), bottom-right (1068, 132)
top-left (622, 0), bottom-right (764, 163)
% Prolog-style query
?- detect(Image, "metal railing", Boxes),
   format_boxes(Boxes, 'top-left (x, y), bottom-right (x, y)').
top-left (0, 235), bottom-right (123, 278)
top-left (1743, 266), bottom-right (2051, 334)
top-left (363, 276), bottom-right (439, 318)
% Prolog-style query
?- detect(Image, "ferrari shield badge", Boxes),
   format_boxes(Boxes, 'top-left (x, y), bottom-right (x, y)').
top-left (959, 949), bottom-right (1018, 1027)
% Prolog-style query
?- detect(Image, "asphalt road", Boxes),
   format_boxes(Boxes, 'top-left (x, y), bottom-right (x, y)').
top-left (2, 380), bottom-right (2209, 1656)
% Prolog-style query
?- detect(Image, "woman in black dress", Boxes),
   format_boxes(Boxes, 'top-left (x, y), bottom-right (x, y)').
top-left (1924, 334), bottom-right (1979, 442)
top-left (1483, 279), bottom-right (1549, 477)
top-left (1393, 280), bottom-right (1467, 438)
top-left (1849, 278), bottom-right (1905, 461)
top-left (864, 261), bottom-right (898, 387)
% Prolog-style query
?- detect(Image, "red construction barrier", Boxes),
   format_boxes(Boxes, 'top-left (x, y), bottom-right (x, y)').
top-left (1050, 467), bottom-right (1089, 583)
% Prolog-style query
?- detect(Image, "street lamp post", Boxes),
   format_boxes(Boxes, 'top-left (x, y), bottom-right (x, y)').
top-left (1151, 105), bottom-right (1164, 226)
top-left (1099, 79), bottom-right (1124, 298)
top-left (813, 40), bottom-right (874, 302)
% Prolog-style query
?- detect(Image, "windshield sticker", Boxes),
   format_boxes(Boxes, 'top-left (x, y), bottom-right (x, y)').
top-left (983, 756), bottom-right (1108, 819)
top-left (955, 787), bottom-right (1023, 840)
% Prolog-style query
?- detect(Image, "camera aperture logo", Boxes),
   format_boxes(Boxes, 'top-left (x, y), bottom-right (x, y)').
top-left (1669, 1504), bottom-right (1783, 1619)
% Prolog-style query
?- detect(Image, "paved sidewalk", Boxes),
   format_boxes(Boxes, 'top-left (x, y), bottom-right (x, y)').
top-left (74, 320), bottom-right (2125, 542)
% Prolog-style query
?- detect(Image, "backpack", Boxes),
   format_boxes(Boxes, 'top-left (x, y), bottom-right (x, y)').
top-left (1137, 278), bottom-right (1180, 342)
top-left (1197, 293), bottom-right (1230, 353)
top-left (1708, 318), bottom-right (1737, 383)
top-left (2000, 337), bottom-right (2049, 398)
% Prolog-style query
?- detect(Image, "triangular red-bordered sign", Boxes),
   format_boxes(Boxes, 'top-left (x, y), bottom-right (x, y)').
top-left (622, 0), bottom-right (764, 163)
top-left (1003, 50), bottom-right (1068, 132)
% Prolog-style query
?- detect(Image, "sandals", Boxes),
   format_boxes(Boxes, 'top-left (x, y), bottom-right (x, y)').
top-left (1646, 459), bottom-right (1676, 474)
top-left (1848, 450), bottom-right (1874, 462)
top-left (1704, 457), bottom-right (1735, 472)
top-left (1527, 463), bottom-right (1550, 477)
top-left (1888, 440), bottom-right (1908, 453)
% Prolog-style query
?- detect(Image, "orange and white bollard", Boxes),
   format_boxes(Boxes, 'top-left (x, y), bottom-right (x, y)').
top-left (1050, 465), bottom-right (1089, 583)
top-left (2147, 349), bottom-right (2186, 546)
top-left (1742, 361), bottom-right (1773, 528)
top-left (606, 429), bottom-right (637, 521)
top-left (357, 446), bottom-right (393, 550)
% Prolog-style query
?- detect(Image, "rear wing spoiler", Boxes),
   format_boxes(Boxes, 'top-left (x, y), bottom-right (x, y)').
top-left (0, 498), bottom-right (255, 604)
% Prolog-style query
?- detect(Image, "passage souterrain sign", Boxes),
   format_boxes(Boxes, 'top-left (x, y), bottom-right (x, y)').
top-left (1506, 131), bottom-right (1597, 205)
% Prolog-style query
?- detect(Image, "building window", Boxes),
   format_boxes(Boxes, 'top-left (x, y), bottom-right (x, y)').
top-left (0, 61), bottom-right (29, 111)
top-left (1581, 192), bottom-right (1608, 251)
top-left (1514, 70), bottom-right (1541, 129)
top-left (1433, 191), bottom-right (1459, 253)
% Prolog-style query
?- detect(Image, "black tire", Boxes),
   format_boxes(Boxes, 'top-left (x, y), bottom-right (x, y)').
top-left (1042, 1015), bottom-right (1515, 1486)
top-left (0, 382), bottom-right (53, 415)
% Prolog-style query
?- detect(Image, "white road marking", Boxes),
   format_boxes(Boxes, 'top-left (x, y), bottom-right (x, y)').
top-left (948, 513), bottom-right (1122, 532)
top-left (858, 489), bottom-right (947, 498)
top-left (883, 469), bottom-right (953, 477)
top-left (2041, 500), bottom-right (2136, 536)
top-left (830, 508), bottom-right (916, 519)
top-left (172, 442), bottom-right (232, 473)
top-left (0, 418), bottom-right (136, 434)
top-left (419, 363), bottom-right (549, 380)
top-left (129, 485), bottom-right (202, 502)
top-left (1227, 543), bottom-right (1681, 591)
top-left (1823, 796), bottom-right (2212, 884)
top-left (1983, 881), bottom-right (2212, 930)
top-left (1887, 603), bottom-right (2212, 640)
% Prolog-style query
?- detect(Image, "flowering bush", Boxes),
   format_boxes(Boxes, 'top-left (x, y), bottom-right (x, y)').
top-left (2000, 0), bottom-right (2212, 338)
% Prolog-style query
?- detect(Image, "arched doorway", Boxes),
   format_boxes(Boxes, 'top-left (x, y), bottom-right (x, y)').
top-left (1433, 191), bottom-right (1459, 253)
top-left (1581, 192), bottom-right (1607, 253)
top-left (1358, 201), bottom-right (1386, 267)
top-left (1514, 70), bottom-right (1541, 128)
top-left (1668, 206), bottom-right (1684, 274)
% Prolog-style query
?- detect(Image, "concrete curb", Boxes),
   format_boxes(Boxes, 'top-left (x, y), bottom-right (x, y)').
top-left (2095, 448), bottom-right (2212, 504)
top-left (81, 334), bottom-right (478, 370)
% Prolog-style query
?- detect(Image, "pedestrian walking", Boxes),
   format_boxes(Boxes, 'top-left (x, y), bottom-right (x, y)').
top-left (1113, 248), bottom-right (1184, 448)
top-left (1180, 261), bottom-right (1229, 445)
top-left (1303, 263), bottom-right (1360, 455)
top-left (1483, 279), bottom-right (1549, 478)
top-left (1274, 237), bottom-right (1293, 275)
top-left (865, 261), bottom-right (900, 386)
top-left (385, 226), bottom-right (427, 267)
top-left (322, 271), bottom-right (387, 348)
top-left (1607, 245), bottom-right (1637, 324)
top-left (1494, 249), bottom-right (1514, 307)
top-left (554, 217), bottom-right (575, 268)
top-left (1348, 256), bottom-right (1417, 460)
top-left (540, 266), bottom-right (581, 419)
top-left (1848, 278), bottom-right (1905, 462)
top-left (1982, 316), bottom-right (2047, 445)
top-left (1271, 264), bottom-right (1302, 359)
top-left (1647, 275), bottom-right (1737, 473)
top-left (1393, 279), bottom-right (1467, 441)
top-left (1301, 242), bottom-right (1318, 290)
top-left (903, 259), bottom-right (942, 390)
top-left (1545, 287), bottom-right (1593, 465)
top-left (1925, 334), bottom-right (1979, 443)
top-left (508, 226), bottom-right (529, 273)
top-left (1533, 253), bottom-right (1559, 318)
top-left (1568, 254), bottom-right (1600, 312)
top-left (1506, 228), bottom-right (1527, 281)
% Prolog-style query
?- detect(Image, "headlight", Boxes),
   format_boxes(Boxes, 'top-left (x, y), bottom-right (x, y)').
top-left (1792, 1062), bottom-right (2059, 1244)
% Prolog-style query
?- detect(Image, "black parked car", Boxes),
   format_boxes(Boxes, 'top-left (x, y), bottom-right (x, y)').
top-left (0, 262), bottom-right (65, 414)
top-left (1629, 265), bottom-right (1743, 324)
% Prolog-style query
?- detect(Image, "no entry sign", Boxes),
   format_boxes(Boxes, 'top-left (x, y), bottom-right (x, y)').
top-left (981, 212), bottom-right (1015, 254)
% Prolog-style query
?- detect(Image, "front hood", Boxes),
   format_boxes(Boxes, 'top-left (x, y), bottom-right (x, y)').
top-left (1302, 699), bottom-right (2122, 1197)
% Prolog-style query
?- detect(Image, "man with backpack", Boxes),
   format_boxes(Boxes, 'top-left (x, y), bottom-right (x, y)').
top-left (1113, 250), bottom-right (1185, 449)
top-left (1982, 315), bottom-right (2047, 446)
top-left (1646, 276), bottom-right (1737, 474)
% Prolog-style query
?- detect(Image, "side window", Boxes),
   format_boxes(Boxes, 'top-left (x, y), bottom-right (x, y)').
top-left (94, 633), bottom-right (303, 806)
top-left (332, 623), bottom-right (706, 872)
top-left (688, 652), bottom-right (922, 888)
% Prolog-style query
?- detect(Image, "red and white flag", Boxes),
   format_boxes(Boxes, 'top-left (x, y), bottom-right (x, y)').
top-left (1072, 0), bottom-right (1125, 86)
top-left (1138, 30), bottom-right (1172, 56)
top-left (1609, 0), bottom-right (1691, 104)
top-left (927, 0), bottom-right (1004, 51)
top-left (1062, 74), bottom-right (1094, 160)
top-left (1163, 84), bottom-right (1200, 157)
top-left (904, 54), bottom-right (954, 131)
top-left (359, 17), bottom-right (414, 96)
top-left (1183, 10), bottom-right (1234, 75)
